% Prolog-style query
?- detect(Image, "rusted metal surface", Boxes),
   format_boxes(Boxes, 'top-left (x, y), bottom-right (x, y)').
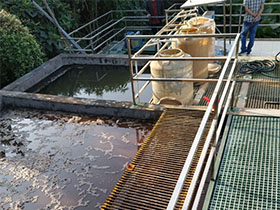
top-left (102, 109), bottom-right (212, 210)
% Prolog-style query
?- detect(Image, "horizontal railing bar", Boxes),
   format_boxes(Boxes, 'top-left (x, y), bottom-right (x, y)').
top-left (215, 13), bottom-right (280, 17)
top-left (126, 26), bottom-right (152, 30)
top-left (84, 29), bottom-right (115, 50)
top-left (69, 10), bottom-right (147, 36)
top-left (76, 19), bottom-right (115, 43)
top-left (167, 3), bottom-right (182, 10)
top-left (124, 15), bottom-right (165, 19)
top-left (111, 9), bottom-right (147, 13)
top-left (127, 33), bottom-right (237, 39)
top-left (133, 78), bottom-right (280, 84)
top-left (166, 9), bottom-right (182, 13)
top-left (93, 27), bottom-right (126, 51)
top-left (124, 19), bottom-right (150, 22)
top-left (217, 23), bottom-right (280, 27)
top-left (90, 18), bottom-right (125, 40)
top-left (66, 48), bottom-right (92, 52)
top-left (69, 10), bottom-right (113, 36)
top-left (236, 78), bottom-right (280, 84)
top-left (133, 78), bottom-right (226, 83)
top-left (131, 56), bottom-right (229, 61)
top-left (214, 2), bottom-right (280, 6)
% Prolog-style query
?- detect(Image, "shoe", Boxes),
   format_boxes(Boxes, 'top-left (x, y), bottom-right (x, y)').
top-left (246, 52), bottom-right (251, 56)
top-left (238, 51), bottom-right (247, 56)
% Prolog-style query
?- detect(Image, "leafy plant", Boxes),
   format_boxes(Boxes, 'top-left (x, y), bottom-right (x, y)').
top-left (0, 0), bottom-right (78, 58)
top-left (0, 9), bottom-right (44, 87)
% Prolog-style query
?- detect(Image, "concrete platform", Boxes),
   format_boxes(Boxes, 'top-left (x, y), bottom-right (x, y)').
top-left (240, 40), bottom-right (280, 57)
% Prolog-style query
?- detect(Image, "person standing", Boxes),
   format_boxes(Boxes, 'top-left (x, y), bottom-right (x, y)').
top-left (146, 0), bottom-right (165, 34)
top-left (239, 0), bottom-right (265, 56)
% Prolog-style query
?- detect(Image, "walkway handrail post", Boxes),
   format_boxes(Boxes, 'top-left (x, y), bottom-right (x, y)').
top-left (127, 37), bottom-right (136, 105)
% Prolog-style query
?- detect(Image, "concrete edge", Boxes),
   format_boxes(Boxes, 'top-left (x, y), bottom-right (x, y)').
top-left (1, 53), bottom-right (147, 92)
top-left (60, 53), bottom-right (131, 66)
top-left (0, 90), bottom-right (165, 120)
top-left (2, 54), bottom-right (64, 92)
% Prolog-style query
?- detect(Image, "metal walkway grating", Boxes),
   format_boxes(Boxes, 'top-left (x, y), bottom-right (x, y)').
top-left (194, 62), bottom-right (241, 106)
top-left (196, 82), bottom-right (241, 106)
top-left (102, 110), bottom-right (212, 210)
top-left (245, 64), bottom-right (280, 109)
top-left (209, 115), bottom-right (280, 209)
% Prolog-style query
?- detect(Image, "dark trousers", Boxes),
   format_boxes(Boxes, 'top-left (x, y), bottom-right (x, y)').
top-left (240, 21), bottom-right (259, 53)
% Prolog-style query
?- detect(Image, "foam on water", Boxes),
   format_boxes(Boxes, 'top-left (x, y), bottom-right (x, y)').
top-left (0, 109), bottom-right (153, 209)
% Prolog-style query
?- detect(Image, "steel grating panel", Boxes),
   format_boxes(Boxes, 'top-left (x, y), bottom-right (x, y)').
top-left (209, 115), bottom-right (280, 209)
top-left (102, 110), bottom-right (212, 210)
top-left (245, 64), bottom-right (280, 109)
top-left (196, 82), bottom-right (241, 106)
top-left (194, 62), bottom-right (240, 106)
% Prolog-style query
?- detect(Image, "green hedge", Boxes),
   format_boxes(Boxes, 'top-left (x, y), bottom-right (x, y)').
top-left (0, 9), bottom-right (44, 87)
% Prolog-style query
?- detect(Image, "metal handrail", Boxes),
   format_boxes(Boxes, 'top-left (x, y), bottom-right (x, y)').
top-left (68, 10), bottom-right (113, 36)
top-left (166, 33), bottom-right (240, 210)
top-left (65, 0), bottom-right (279, 54)
top-left (68, 9), bottom-right (147, 36)
top-left (182, 54), bottom-right (239, 210)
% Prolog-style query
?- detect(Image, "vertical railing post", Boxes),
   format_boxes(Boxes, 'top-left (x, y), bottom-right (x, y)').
top-left (223, 2), bottom-right (226, 56)
top-left (127, 38), bottom-right (136, 105)
top-left (90, 38), bottom-right (94, 53)
top-left (212, 96), bottom-right (219, 179)
top-left (165, 10), bottom-right (169, 24)
top-left (230, 81), bottom-right (235, 108)
top-left (229, 0), bottom-right (232, 44)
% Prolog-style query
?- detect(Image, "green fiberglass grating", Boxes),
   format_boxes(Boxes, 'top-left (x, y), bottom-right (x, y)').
top-left (245, 64), bottom-right (280, 109)
top-left (209, 115), bottom-right (280, 209)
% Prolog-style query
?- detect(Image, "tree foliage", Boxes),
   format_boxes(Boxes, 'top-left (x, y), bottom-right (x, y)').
top-left (0, 0), bottom-right (78, 58)
top-left (0, 9), bottom-right (44, 87)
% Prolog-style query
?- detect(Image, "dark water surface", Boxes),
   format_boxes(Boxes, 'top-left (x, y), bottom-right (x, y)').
top-left (0, 109), bottom-right (154, 209)
top-left (29, 65), bottom-right (152, 103)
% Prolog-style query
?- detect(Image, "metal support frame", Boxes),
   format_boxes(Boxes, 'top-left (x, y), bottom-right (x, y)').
top-left (66, 9), bottom-right (176, 54)
top-left (126, 8), bottom-right (242, 208)
top-left (127, 33), bottom-right (236, 103)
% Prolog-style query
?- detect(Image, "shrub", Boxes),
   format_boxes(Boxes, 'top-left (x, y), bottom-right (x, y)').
top-left (0, 9), bottom-right (44, 87)
top-left (0, 0), bottom-right (77, 58)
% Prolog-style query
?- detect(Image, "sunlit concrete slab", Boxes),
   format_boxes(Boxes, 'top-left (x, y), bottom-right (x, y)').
top-left (241, 40), bottom-right (280, 57)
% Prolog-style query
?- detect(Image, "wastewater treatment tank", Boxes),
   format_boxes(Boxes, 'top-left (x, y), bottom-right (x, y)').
top-left (0, 108), bottom-right (153, 209)
top-left (27, 65), bottom-right (152, 103)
